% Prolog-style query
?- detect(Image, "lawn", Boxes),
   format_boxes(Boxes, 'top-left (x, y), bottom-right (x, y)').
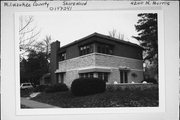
top-left (31, 84), bottom-right (158, 108)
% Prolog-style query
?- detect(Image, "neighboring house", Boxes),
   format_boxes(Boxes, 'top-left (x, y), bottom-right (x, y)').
top-left (50, 32), bottom-right (144, 87)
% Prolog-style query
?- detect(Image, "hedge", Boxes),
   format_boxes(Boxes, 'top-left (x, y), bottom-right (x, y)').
top-left (33, 85), bottom-right (49, 92)
top-left (106, 83), bottom-right (158, 92)
top-left (45, 83), bottom-right (69, 93)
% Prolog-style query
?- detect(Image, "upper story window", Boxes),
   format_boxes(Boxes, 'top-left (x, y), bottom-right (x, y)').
top-left (59, 52), bottom-right (66, 61)
top-left (97, 44), bottom-right (113, 55)
top-left (79, 44), bottom-right (93, 56)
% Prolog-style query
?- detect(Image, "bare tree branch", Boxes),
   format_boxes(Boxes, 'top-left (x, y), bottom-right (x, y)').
top-left (21, 31), bottom-right (40, 43)
top-left (34, 35), bottom-right (52, 60)
top-left (20, 26), bottom-right (37, 35)
top-left (109, 29), bottom-right (116, 38)
top-left (19, 16), bottom-right (33, 32)
top-left (108, 29), bottom-right (124, 40)
top-left (19, 16), bottom-right (40, 60)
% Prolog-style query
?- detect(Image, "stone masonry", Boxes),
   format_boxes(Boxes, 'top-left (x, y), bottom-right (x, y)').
top-left (56, 53), bottom-right (143, 87)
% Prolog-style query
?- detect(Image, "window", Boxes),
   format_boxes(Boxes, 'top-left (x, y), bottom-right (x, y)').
top-left (120, 70), bottom-right (128, 83)
top-left (85, 73), bottom-right (89, 78)
top-left (90, 73), bottom-right (93, 78)
top-left (80, 44), bottom-right (93, 55)
top-left (79, 72), bottom-right (108, 82)
top-left (97, 44), bottom-right (113, 55)
top-left (97, 72), bottom-right (108, 82)
top-left (104, 73), bottom-right (108, 82)
top-left (98, 72), bottom-right (103, 79)
top-left (58, 73), bottom-right (65, 83)
top-left (79, 73), bottom-right (84, 78)
top-left (59, 52), bottom-right (66, 61)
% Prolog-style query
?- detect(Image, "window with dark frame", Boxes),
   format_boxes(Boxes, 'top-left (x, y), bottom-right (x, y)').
top-left (59, 73), bottom-right (65, 83)
top-left (98, 72), bottom-right (103, 80)
top-left (79, 72), bottom-right (108, 82)
top-left (97, 44), bottom-right (113, 55)
top-left (59, 52), bottom-right (66, 61)
top-left (79, 44), bottom-right (93, 56)
top-left (120, 70), bottom-right (128, 83)
top-left (104, 73), bottom-right (108, 82)
top-left (90, 73), bottom-right (93, 78)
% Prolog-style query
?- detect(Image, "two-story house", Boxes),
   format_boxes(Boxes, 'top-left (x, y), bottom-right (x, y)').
top-left (50, 32), bottom-right (144, 87)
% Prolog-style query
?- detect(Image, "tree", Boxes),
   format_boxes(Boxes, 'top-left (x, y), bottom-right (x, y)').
top-left (34, 35), bottom-right (51, 60)
top-left (133, 13), bottom-right (158, 78)
top-left (19, 16), bottom-right (40, 60)
top-left (20, 50), bottom-right (49, 85)
top-left (20, 34), bottom-right (52, 85)
top-left (108, 29), bottom-right (124, 40)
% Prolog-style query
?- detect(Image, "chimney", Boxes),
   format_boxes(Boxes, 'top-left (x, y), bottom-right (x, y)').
top-left (50, 40), bottom-right (60, 85)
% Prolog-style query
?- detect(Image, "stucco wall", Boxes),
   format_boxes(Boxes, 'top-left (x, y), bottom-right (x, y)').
top-left (95, 53), bottom-right (143, 70)
top-left (57, 53), bottom-right (95, 72)
top-left (105, 68), bottom-right (143, 84)
top-left (95, 53), bottom-right (143, 84)
top-left (64, 70), bottom-right (79, 87)
top-left (57, 53), bottom-right (144, 86)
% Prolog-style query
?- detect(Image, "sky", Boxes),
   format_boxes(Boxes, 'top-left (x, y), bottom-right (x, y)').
top-left (33, 11), bottom-right (140, 47)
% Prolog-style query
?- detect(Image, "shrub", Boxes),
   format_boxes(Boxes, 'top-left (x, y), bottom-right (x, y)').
top-left (142, 78), bottom-right (158, 84)
top-left (33, 85), bottom-right (49, 92)
top-left (45, 83), bottom-right (69, 93)
top-left (71, 78), bottom-right (106, 96)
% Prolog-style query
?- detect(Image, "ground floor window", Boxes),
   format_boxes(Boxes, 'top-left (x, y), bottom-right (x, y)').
top-left (120, 70), bottom-right (128, 83)
top-left (79, 72), bottom-right (109, 82)
top-left (98, 72), bottom-right (108, 82)
top-left (57, 72), bottom-right (65, 83)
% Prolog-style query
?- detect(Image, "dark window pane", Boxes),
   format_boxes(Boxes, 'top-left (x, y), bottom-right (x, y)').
top-left (104, 73), bottom-right (108, 82)
top-left (98, 72), bottom-right (103, 80)
top-left (90, 73), bottom-right (93, 78)
top-left (109, 49), bottom-right (113, 54)
top-left (125, 71), bottom-right (128, 83)
top-left (97, 44), bottom-right (113, 55)
top-left (79, 73), bottom-right (83, 78)
top-left (79, 44), bottom-right (93, 56)
top-left (120, 71), bottom-right (123, 83)
top-left (85, 73), bottom-right (88, 78)
top-left (60, 52), bottom-right (66, 61)
top-left (90, 45), bottom-right (93, 53)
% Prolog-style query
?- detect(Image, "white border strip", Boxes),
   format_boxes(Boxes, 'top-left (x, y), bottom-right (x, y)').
top-left (15, 10), bottom-right (165, 115)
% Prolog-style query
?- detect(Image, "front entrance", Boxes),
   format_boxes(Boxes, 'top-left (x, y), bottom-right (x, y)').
top-left (120, 70), bottom-right (128, 83)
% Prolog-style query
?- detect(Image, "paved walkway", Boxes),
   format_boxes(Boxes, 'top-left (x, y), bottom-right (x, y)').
top-left (21, 97), bottom-right (59, 108)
